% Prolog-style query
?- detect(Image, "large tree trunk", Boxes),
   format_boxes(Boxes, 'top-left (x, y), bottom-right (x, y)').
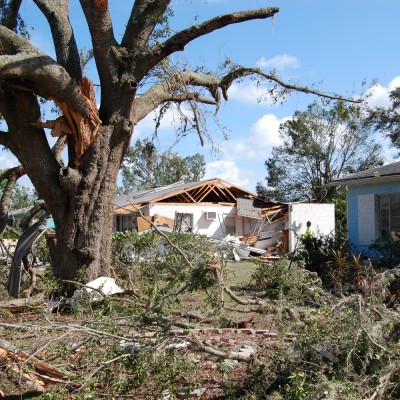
top-left (46, 124), bottom-right (129, 287)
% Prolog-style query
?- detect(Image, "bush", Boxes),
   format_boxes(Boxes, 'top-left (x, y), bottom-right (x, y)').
top-left (369, 238), bottom-right (400, 268)
top-left (111, 230), bottom-right (227, 315)
top-left (251, 256), bottom-right (322, 303)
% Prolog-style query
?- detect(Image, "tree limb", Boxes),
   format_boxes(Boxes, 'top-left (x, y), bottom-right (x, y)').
top-left (33, 0), bottom-right (82, 80)
top-left (52, 133), bottom-right (68, 165)
top-left (224, 286), bottom-right (265, 306)
top-left (0, 26), bottom-right (89, 117)
top-left (133, 68), bottom-right (359, 124)
top-left (0, 166), bottom-right (24, 236)
top-left (79, 0), bottom-right (119, 100)
top-left (141, 7), bottom-right (279, 76)
top-left (0, 0), bottom-right (23, 30)
top-left (122, 0), bottom-right (171, 51)
top-left (220, 67), bottom-right (361, 103)
top-left (188, 335), bottom-right (259, 363)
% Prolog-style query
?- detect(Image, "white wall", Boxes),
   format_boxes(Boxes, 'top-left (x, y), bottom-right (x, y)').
top-left (150, 204), bottom-right (237, 238)
top-left (288, 203), bottom-right (335, 252)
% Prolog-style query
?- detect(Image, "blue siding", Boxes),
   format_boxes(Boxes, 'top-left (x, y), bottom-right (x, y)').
top-left (348, 181), bottom-right (400, 255)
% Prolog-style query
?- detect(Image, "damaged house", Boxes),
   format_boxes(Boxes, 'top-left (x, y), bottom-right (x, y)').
top-left (113, 178), bottom-right (336, 255)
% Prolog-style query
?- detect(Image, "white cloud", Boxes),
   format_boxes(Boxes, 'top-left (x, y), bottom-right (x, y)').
top-left (229, 114), bottom-right (288, 160)
top-left (366, 76), bottom-right (400, 107)
top-left (389, 76), bottom-right (400, 91)
top-left (256, 54), bottom-right (300, 71)
top-left (366, 84), bottom-right (390, 108)
top-left (227, 82), bottom-right (275, 106)
top-left (204, 160), bottom-right (250, 188)
top-left (133, 107), bottom-right (178, 142)
top-left (202, 114), bottom-right (289, 191)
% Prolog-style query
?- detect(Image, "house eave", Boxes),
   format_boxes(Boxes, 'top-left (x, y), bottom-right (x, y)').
top-left (327, 174), bottom-right (400, 187)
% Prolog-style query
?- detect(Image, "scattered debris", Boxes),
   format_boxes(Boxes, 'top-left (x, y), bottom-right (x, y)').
top-left (119, 340), bottom-right (141, 353)
top-left (313, 345), bottom-right (338, 363)
top-left (0, 339), bottom-right (75, 390)
top-left (0, 294), bottom-right (46, 314)
top-left (177, 387), bottom-right (207, 398)
top-left (72, 276), bottom-right (124, 304)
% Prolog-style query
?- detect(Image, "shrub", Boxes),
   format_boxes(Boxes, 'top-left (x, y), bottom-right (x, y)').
top-left (251, 256), bottom-right (322, 303)
top-left (369, 238), bottom-right (400, 268)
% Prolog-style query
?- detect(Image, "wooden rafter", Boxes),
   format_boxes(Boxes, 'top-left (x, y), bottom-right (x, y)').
top-left (194, 183), bottom-right (214, 201)
top-left (182, 190), bottom-right (197, 203)
top-left (197, 183), bottom-right (215, 202)
top-left (214, 183), bottom-right (236, 203)
top-left (190, 186), bottom-right (209, 201)
top-left (263, 214), bottom-right (288, 227)
top-left (218, 183), bottom-right (237, 202)
top-left (259, 205), bottom-right (288, 218)
top-left (210, 184), bottom-right (226, 202)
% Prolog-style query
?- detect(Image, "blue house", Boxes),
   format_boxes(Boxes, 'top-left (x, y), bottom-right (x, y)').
top-left (330, 162), bottom-right (400, 255)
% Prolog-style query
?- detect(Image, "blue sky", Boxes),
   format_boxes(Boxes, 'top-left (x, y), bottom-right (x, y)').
top-left (2, 0), bottom-right (400, 191)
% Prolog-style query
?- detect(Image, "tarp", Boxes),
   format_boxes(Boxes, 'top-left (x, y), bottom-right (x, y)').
top-left (6, 222), bottom-right (46, 297)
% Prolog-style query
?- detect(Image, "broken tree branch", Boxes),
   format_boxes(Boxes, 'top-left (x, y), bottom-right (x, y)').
top-left (224, 286), bottom-right (265, 306)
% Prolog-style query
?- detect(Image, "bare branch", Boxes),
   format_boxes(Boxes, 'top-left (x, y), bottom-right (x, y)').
top-left (33, 0), bottom-right (82, 80)
top-left (133, 67), bottom-right (358, 126)
top-left (79, 0), bottom-right (119, 96)
top-left (140, 7), bottom-right (279, 76)
top-left (220, 67), bottom-right (361, 103)
top-left (132, 78), bottom-right (216, 124)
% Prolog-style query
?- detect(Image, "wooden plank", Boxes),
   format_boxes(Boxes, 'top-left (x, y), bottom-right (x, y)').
top-left (197, 183), bottom-right (215, 202)
top-left (0, 339), bottom-right (72, 378)
top-left (217, 182), bottom-right (237, 203)
top-left (137, 216), bottom-right (152, 232)
top-left (153, 214), bottom-right (174, 229)
top-left (0, 295), bottom-right (46, 313)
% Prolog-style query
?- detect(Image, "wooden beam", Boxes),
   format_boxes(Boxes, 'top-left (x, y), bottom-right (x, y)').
top-left (197, 183), bottom-right (215, 202)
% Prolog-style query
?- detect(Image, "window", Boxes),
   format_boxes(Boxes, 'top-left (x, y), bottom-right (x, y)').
top-left (377, 193), bottom-right (400, 241)
top-left (174, 213), bottom-right (193, 232)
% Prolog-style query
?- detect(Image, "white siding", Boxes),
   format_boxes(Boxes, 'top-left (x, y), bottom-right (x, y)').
top-left (357, 194), bottom-right (376, 245)
top-left (288, 203), bottom-right (335, 252)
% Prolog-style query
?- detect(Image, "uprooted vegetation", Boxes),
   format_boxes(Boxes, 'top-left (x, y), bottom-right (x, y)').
top-left (0, 231), bottom-right (400, 399)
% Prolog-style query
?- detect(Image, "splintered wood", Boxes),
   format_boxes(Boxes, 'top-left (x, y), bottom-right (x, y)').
top-left (259, 204), bottom-right (288, 226)
top-left (0, 339), bottom-right (75, 391)
top-left (55, 77), bottom-right (101, 163)
top-left (33, 77), bottom-right (102, 164)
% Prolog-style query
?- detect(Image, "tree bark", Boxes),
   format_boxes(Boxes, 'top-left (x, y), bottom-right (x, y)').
top-left (47, 123), bottom-right (129, 286)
